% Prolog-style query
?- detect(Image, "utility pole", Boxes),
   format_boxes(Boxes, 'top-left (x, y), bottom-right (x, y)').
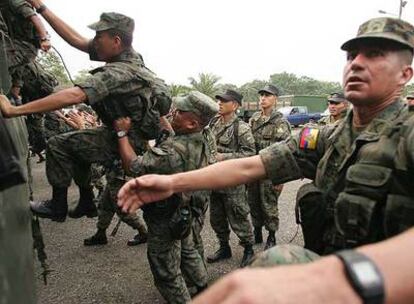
top-left (399, 0), bottom-right (407, 19)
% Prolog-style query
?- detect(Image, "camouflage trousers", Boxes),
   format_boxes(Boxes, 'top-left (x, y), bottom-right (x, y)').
top-left (26, 114), bottom-right (46, 155)
top-left (96, 169), bottom-right (146, 235)
top-left (247, 179), bottom-right (281, 232)
top-left (144, 211), bottom-right (207, 304)
top-left (45, 127), bottom-right (145, 188)
top-left (210, 186), bottom-right (254, 247)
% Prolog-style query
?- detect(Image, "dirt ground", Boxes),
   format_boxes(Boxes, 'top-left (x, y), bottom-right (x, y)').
top-left (31, 158), bottom-right (306, 304)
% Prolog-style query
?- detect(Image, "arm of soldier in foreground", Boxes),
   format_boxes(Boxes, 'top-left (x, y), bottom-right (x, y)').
top-left (0, 87), bottom-right (86, 117)
top-left (117, 154), bottom-right (267, 213)
top-left (26, 0), bottom-right (89, 52)
top-left (114, 117), bottom-right (137, 174)
top-left (192, 228), bottom-right (414, 304)
top-left (29, 14), bottom-right (51, 51)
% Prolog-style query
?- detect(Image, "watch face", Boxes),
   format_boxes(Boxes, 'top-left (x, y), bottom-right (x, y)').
top-left (353, 261), bottom-right (382, 287)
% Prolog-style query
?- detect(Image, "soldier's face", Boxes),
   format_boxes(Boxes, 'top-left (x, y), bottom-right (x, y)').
top-left (217, 99), bottom-right (238, 115)
top-left (343, 44), bottom-right (413, 106)
top-left (259, 92), bottom-right (276, 110)
top-left (93, 31), bottom-right (119, 61)
top-left (328, 101), bottom-right (347, 117)
top-left (171, 110), bottom-right (193, 134)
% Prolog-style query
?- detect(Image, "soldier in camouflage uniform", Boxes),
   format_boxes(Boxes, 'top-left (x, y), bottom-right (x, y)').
top-left (247, 84), bottom-right (291, 250)
top-left (1, 0), bottom-right (58, 162)
top-left (0, 8), bottom-right (149, 244)
top-left (206, 89), bottom-right (256, 267)
top-left (118, 17), bottom-right (414, 304)
top-left (115, 91), bottom-right (218, 304)
top-left (318, 92), bottom-right (349, 126)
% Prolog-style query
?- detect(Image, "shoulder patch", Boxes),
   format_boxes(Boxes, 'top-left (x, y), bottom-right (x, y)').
top-left (299, 127), bottom-right (319, 150)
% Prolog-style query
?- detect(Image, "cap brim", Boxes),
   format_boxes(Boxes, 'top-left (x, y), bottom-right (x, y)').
top-left (341, 34), bottom-right (413, 51)
top-left (258, 89), bottom-right (276, 95)
top-left (87, 21), bottom-right (112, 32)
top-left (215, 94), bottom-right (233, 101)
top-left (328, 97), bottom-right (345, 103)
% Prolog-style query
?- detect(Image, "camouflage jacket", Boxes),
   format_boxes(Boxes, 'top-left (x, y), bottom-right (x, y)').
top-left (249, 108), bottom-right (291, 152)
top-left (260, 99), bottom-right (414, 249)
top-left (77, 46), bottom-right (148, 152)
top-left (318, 111), bottom-right (347, 126)
top-left (209, 114), bottom-right (255, 161)
top-left (129, 131), bottom-right (211, 216)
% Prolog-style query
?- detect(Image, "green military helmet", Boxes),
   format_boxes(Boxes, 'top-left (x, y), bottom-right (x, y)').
top-left (88, 12), bottom-right (135, 35)
top-left (341, 17), bottom-right (414, 51)
top-left (174, 91), bottom-right (219, 123)
top-left (249, 244), bottom-right (320, 268)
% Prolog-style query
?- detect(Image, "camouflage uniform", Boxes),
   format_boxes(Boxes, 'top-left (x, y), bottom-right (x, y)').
top-left (209, 114), bottom-right (256, 247)
top-left (248, 108), bottom-right (291, 233)
top-left (33, 14), bottom-right (152, 226)
top-left (318, 110), bottom-right (347, 126)
top-left (127, 91), bottom-right (217, 303)
top-left (261, 98), bottom-right (414, 254)
top-left (0, 15), bottom-right (35, 300)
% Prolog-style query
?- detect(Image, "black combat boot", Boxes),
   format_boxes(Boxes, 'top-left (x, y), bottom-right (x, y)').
top-left (206, 242), bottom-right (232, 263)
top-left (30, 187), bottom-right (68, 222)
top-left (68, 186), bottom-right (97, 218)
top-left (264, 231), bottom-right (276, 250)
top-left (254, 227), bottom-right (263, 244)
top-left (84, 228), bottom-right (108, 246)
top-left (240, 245), bottom-right (254, 268)
top-left (127, 231), bottom-right (148, 246)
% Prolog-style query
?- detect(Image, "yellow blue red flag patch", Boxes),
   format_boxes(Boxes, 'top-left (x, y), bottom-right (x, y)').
top-left (299, 127), bottom-right (319, 150)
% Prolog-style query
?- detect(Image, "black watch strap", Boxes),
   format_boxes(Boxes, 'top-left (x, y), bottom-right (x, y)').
top-left (335, 250), bottom-right (385, 304)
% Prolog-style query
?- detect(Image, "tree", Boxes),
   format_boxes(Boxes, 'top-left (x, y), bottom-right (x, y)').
top-left (188, 73), bottom-right (221, 99)
top-left (169, 83), bottom-right (191, 97)
top-left (36, 50), bottom-right (71, 87)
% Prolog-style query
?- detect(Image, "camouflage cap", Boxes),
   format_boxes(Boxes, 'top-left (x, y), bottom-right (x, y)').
top-left (341, 17), bottom-right (414, 51)
top-left (88, 12), bottom-right (134, 35)
top-left (174, 91), bottom-right (219, 121)
top-left (258, 84), bottom-right (280, 96)
top-left (215, 89), bottom-right (243, 105)
top-left (406, 92), bottom-right (414, 99)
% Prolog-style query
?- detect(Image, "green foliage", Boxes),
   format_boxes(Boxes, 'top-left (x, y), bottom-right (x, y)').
top-left (188, 73), bottom-right (221, 99)
top-left (36, 51), bottom-right (71, 87)
top-left (169, 83), bottom-right (191, 97)
top-left (269, 72), bottom-right (342, 96)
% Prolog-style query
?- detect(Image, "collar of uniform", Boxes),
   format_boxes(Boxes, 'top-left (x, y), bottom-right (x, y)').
top-left (108, 47), bottom-right (143, 64)
top-left (219, 113), bottom-right (238, 127)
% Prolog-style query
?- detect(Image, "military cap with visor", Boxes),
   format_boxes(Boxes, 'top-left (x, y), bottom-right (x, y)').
top-left (174, 91), bottom-right (219, 122)
top-left (88, 12), bottom-right (135, 35)
top-left (215, 89), bottom-right (243, 105)
top-left (328, 92), bottom-right (346, 104)
top-left (258, 84), bottom-right (280, 96)
top-left (341, 17), bottom-right (414, 51)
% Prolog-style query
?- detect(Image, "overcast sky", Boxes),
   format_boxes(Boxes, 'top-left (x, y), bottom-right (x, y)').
top-left (43, 0), bottom-right (414, 86)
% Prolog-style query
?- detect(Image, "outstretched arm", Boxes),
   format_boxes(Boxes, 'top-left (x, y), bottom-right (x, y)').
top-left (117, 155), bottom-right (266, 213)
top-left (0, 87), bottom-right (86, 117)
top-left (26, 0), bottom-right (89, 52)
top-left (28, 14), bottom-right (51, 51)
top-left (192, 228), bottom-right (414, 304)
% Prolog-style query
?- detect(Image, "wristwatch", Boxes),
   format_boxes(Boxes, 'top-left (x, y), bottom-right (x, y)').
top-left (116, 130), bottom-right (127, 138)
top-left (335, 250), bottom-right (385, 304)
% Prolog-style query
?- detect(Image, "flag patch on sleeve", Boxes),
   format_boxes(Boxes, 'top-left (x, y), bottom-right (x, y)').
top-left (299, 127), bottom-right (319, 150)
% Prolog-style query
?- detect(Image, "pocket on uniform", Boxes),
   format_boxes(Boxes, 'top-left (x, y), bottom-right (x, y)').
top-left (218, 134), bottom-right (232, 146)
top-left (262, 125), bottom-right (274, 140)
top-left (384, 194), bottom-right (414, 237)
top-left (334, 192), bottom-right (377, 242)
top-left (345, 164), bottom-right (392, 200)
